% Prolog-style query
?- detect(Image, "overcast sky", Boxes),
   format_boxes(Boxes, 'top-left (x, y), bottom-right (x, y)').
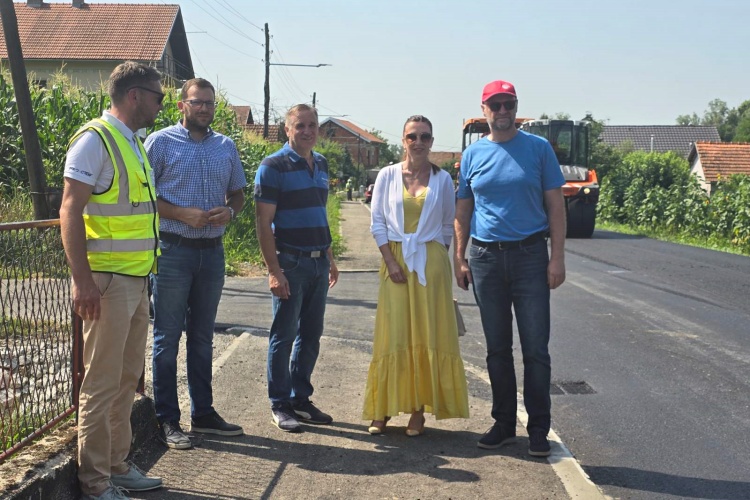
top-left (45, 0), bottom-right (750, 151)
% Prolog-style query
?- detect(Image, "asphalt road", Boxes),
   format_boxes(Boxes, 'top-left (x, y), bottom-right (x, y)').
top-left (229, 200), bottom-right (750, 500)
top-left (545, 231), bottom-right (750, 499)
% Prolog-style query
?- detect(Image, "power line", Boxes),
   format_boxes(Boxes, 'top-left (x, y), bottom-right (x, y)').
top-left (185, 0), bottom-right (263, 46)
top-left (203, 32), bottom-right (262, 61)
top-left (213, 0), bottom-right (265, 32)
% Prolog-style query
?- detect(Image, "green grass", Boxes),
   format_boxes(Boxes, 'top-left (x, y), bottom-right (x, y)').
top-left (327, 194), bottom-right (347, 258)
top-left (0, 184), bottom-right (33, 223)
top-left (596, 221), bottom-right (750, 256)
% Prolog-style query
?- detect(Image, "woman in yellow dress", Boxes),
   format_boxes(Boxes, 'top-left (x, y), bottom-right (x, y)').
top-left (363, 115), bottom-right (469, 436)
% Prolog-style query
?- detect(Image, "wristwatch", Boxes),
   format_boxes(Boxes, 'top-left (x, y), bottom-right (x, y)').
top-left (227, 206), bottom-right (235, 220)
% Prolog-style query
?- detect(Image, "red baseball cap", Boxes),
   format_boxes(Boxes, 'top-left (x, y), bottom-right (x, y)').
top-left (482, 80), bottom-right (517, 102)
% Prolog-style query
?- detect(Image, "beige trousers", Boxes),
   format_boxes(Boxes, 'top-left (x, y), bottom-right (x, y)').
top-left (77, 273), bottom-right (149, 495)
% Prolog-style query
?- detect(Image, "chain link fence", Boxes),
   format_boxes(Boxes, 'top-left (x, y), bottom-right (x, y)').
top-left (0, 220), bottom-right (81, 462)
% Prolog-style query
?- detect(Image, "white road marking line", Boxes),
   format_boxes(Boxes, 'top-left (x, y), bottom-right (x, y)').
top-left (463, 362), bottom-right (608, 499)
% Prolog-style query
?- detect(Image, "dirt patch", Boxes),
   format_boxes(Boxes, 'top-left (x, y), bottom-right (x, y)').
top-left (229, 262), bottom-right (266, 278)
top-left (0, 420), bottom-right (77, 494)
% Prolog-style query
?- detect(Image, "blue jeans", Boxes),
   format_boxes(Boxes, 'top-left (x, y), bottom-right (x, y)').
top-left (469, 239), bottom-right (551, 434)
top-left (151, 240), bottom-right (225, 423)
top-left (267, 252), bottom-right (330, 407)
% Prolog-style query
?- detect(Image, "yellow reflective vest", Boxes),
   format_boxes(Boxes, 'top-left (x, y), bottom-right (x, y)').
top-left (70, 118), bottom-right (159, 276)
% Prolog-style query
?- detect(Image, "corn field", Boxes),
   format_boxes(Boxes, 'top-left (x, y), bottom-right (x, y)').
top-left (0, 72), bottom-right (347, 265)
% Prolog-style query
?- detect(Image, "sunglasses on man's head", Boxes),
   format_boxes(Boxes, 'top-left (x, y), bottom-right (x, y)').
top-left (486, 100), bottom-right (517, 112)
top-left (405, 132), bottom-right (432, 143)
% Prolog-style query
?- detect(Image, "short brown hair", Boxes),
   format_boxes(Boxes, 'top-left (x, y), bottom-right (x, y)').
top-left (285, 103), bottom-right (318, 128)
top-left (107, 61), bottom-right (161, 104)
top-left (181, 78), bottom-right (215, 100)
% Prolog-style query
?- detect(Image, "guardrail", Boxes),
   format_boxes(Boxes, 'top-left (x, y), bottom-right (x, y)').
top-left (0, 219), bottom-right (82, 463)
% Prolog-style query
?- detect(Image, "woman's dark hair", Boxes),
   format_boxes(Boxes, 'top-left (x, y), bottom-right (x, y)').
top-left (402, 115), bottom-right (438, 173)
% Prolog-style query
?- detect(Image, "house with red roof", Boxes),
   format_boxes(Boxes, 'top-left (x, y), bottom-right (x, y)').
top-left (320, 117), bottom-right (384, 169)
top-left (0, 0), bottom-right (194, 88)
top-left (688, 141), bottom-right (750, 195)
top-left (229, 105), bottom-right (285, 144)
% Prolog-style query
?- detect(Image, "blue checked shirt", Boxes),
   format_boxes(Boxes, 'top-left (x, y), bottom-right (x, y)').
top-left (144, 122), bottom-right (247, 239)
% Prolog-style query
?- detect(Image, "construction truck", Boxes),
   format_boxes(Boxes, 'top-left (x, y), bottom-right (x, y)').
top-left (461, 118), bottom-right (599, 238)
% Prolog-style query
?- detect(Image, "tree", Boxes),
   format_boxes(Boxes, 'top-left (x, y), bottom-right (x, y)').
top-left (733, 111), bottom-right (750, 143)
top-left (368, 129), bottom-right (403, 166)
top-left (675, 98), bottom-right (750, 141)
top-left (676, 112), bottom-right (701, 126)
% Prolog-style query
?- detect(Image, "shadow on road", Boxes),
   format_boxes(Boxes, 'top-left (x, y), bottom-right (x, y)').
top-left (585, 465), bottom-right (750, 499)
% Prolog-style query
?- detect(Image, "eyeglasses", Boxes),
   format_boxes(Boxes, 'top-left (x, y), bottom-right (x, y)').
top-left (486, 100), bottom-right (517, 112)
top-left (182, 99), bottom-right (218, 109)
top-left (404, 132), bottom-right (432, 143)
top-left (128, 86), bottom-right (165, 104)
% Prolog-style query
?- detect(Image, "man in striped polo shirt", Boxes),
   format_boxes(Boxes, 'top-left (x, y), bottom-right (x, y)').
top-left (255, 103), bottom-right (339, 433)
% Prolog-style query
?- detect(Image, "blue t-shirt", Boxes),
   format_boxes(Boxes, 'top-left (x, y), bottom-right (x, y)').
top-left (457, 131), bottom-right (564, 241)
top-left (254, 143), bottom-right (331, 251)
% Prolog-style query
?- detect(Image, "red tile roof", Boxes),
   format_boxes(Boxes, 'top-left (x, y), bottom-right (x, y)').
top-left (0, 3), bottom-right (179, 61)
top-left (689, 142), bottom-right (750, 182)
top-left (320, 118), bottom-right (384, 144)
top-left (244, 124), bottom-right (283, 144)
top-left (230, 105), bottom-right (254, 126)
top-left (429, 151), bottom-right (461, 167)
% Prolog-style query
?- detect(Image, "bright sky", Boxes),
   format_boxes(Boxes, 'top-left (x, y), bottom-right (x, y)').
top-left (47, 0), bottom-right (750, 151)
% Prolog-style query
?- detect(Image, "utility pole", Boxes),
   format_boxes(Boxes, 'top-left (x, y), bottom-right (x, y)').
top-left (263, 23), bottom-right (270, 139)
top-left (0, 0), bottom-right (49, 219)
top-left (312, 92), bottom-right (316, 108)
top-left (263, 23), bottom-right (329, 139)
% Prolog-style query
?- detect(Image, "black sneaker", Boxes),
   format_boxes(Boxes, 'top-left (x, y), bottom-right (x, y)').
top-left (161, 421), bottom-right (192, 449)
top-left (190, 411), bottom-right (244, 436)
top-left (528, 431), bottom-right (551, 457)
top-left (293, 400), bottom-right (333, 425)
top-left (477, 425), bottom-right (517, 449)
top-left (272, 405), bottom-right (302, 432)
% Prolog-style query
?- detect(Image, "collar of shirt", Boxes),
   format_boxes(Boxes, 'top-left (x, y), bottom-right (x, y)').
top-left (282, 142), bottom-right (319, 167)
top-left (102, 111), bottom-right (143, 160)
top-left (176, 120), bottom-right (214, 141)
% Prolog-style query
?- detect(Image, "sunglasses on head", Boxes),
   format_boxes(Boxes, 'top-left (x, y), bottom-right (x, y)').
top-left (405, 132), bottom-right (432, 143)
top-left (486, 100), bottom-right (517, 112)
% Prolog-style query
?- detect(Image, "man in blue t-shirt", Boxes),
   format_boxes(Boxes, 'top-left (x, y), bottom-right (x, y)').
top-left (454, 80), bottom-right (566, 458)
top-left (254, 103), bottom-right (339, 433)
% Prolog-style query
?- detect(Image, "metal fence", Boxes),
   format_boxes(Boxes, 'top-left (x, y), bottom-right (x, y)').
top-left (0, 219), bottom-right (81, 462)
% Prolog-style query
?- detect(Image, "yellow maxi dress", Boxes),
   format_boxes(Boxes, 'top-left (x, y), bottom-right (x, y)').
top-left (362, 186), bottom-right (469, 421)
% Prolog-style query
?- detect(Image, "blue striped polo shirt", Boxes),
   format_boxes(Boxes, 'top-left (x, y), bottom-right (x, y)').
top-left (254, 143), bottom-right (331, 251)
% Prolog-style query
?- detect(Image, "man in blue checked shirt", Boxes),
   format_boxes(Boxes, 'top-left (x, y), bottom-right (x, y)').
top-left (255, 103), bottom-right (339, 433)
top-left (145, 78), bottom-right (246, 450)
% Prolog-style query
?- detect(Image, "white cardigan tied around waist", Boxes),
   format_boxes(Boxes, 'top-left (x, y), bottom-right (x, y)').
top-left (370, 163), bottom-right (455, 286)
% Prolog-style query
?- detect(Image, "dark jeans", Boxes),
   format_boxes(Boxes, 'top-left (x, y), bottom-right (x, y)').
top-left (470, 239), bottom-right (551, 434)
top-left (267, 252), bottom-right (330, 407)
top-left (151, 241), bottom-right (225, 423)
